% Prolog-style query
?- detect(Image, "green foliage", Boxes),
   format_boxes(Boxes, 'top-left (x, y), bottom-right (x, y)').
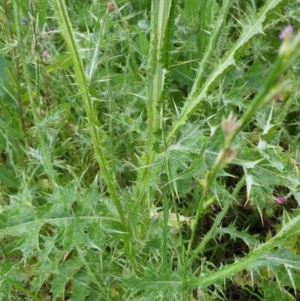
top-left (0, 0), bottom-right (300, 300)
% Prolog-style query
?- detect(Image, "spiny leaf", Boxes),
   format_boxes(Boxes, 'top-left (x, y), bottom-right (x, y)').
top-left (217, 223), bottom-right (258, 248)
top-left (51, 257), bottom-right (84, 300)
top-left (123, 266), bottom-right (182, 297)
top-left (188, 214), bottom-right (300, 290)
top-left (167, 0), bottom-right (284, 140)
top-left (259, 280), bottom-right (297, 301)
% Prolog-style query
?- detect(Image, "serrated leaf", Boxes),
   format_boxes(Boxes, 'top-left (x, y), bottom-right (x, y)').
top-left (72, 277), bottom-right (90, 301)
top-left (168, 0), bottom-right (284, 140)
top-left (189, 215), bottom-right (300, 290)
top-left (264, 250), bottom-right (300, 270)
top-left (51, 257), bottom-right (84, 300)
top-left (123, 266), bottom-right (182, 297)
top-left (217, 223), bottom-right (257, 248)
top-left (259, 279), bottom-right (296, 301)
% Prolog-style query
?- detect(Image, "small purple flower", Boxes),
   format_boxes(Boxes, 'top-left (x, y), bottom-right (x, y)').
top-left (40, 50), bottom-right (48, 58)
top-left (21, 17), bottom-right (28, 25)
top-left (279, 25), bottom-right (294, 40)
top-left (275, 196), bottom-right (286, 204)
top-left (49, 26), bottom-right (55, 32)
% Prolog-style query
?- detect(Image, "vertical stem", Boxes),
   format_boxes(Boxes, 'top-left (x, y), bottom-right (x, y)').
top-left (134, 0), bottom-right (173, 211)
top-left (52, 0), bottom-right (135, 265)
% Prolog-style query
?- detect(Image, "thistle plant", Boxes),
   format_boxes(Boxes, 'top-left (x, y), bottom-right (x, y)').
top-left (0, 0), bottom-right (300, 300)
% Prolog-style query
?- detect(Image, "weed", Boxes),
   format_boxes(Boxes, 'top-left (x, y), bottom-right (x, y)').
top-left (0, 0), bottom-right (300, 300)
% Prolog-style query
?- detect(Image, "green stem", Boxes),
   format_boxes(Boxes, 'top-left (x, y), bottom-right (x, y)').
top-left (188, 213), bottom-right (300, 289)
top-left (208, 33), bottom-right (300, 193)
top-left (167, 0), bottom-right (285, 142)
top-left (186, 31), bottom-right (300, 264)
top-left (52, 0), bottom-right (133, 263)
top-left (228, 34), bottom-right (300, 144)
top-left (189, 175), bottom-right (245, 264)
top-left (134, 0), bottom-right (173, 210)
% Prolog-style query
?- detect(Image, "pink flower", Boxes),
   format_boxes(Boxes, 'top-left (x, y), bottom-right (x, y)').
top-left (41, 50), bottom-right (48, 57)
top-left (275, 197), bottom-right (286, 204)
top-left (279, 25), bottom-right (294, 40)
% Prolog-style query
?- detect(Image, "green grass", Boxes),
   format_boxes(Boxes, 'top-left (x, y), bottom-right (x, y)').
top-left (1, 0), bottom-right (300, 300)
